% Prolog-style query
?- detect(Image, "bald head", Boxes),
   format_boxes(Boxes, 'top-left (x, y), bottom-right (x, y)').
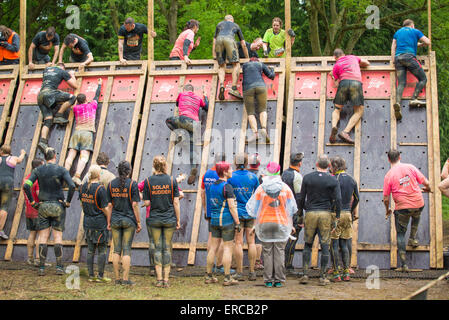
top-left (225, 15), bottom-right (234, 22)
top-left (316, 154), bottom-right (330, 170)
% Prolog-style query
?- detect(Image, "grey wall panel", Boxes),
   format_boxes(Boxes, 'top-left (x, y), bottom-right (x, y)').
top-left (173, 192), bottom-right (196, 243)
top-left (360, 100), bottom-right (391, 189)
top-left (396, 99), bottom-right (427, 143)
top-left (405, 252), bottom-right (430, 269)
top-left (137, 103), bottom-right (174, 182)
top-left (398, 146), bottom-right (429, 177)
top-left (99, 102), bottom-right (135, 176)
top-left (10, 106), bottom-right (40, 188)
top-left (291, 100), bottom-right (319, 174)
top-left (198, 212), bottom-right (210, 243)
top-left (358, 251), bottom-right (390, 269)
top-left (194, 250), bottom-right (207, 266)
top-left (358, 192), bottom-right (390, 244)
top-left (208, 102), bottom-right (243, 166)
top-left (172, 249), bottom-right (189, 267)
top-left (324, 100), bottom-right (354, 143)
top-left (63, 192), bottom-right (83, 241)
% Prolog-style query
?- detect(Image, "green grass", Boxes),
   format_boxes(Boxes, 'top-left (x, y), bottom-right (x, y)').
top-left (443, 197), bottom-right (449, 221)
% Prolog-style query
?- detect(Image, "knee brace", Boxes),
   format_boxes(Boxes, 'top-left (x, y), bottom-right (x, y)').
top-left (43, 118), bottom-right (53, 129)
top-left (54, 244), bottom-right (63, 267)
top-left (39, 244), bottom-right (48, 267)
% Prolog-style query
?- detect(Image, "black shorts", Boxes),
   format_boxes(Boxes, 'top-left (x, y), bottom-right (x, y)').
top-left (38, 201), bottom-right (66, 232)
top-left (26, 217), bottom-right (40, 231)
top-left (333, 80), bottom-right (364, 107)
top-left (210, 223), bottom-right (235, 242)
top-left (38, 89), bottom-right (73, 119)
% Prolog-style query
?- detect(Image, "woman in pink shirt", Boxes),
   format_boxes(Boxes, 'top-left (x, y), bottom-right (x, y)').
top-left (169, 19), bottom-right (201, 65)
top-left (64, 78), bottom-right (102, 186)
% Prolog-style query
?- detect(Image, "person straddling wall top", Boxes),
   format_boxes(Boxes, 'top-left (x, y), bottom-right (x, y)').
top-left (64, 78), bottom-right (103, 186)
top-left (242, 57), bottom-right (275, 144)
top-left (166, 84), bottom-right (209, 185)
top-left (0, 145), bottom-right (26, 240)
top-left (0, 25), bottom-right (20, 65)
top-left (28, 27), bottom-right (60, 70)
top-left (119, 17), bottom-right (156, 64)
top-left (383, 149), bottom-right (431, 272)
top-left (281, 152), bottom-right (304, 275)
top-left (170, 19), bottom-right (201, 65)
top-left (143, 156), bottom-right (181, 288)
top-left (228, 153), bottom-right (260, 281)
top-left (391, 19), bottom-right (430, 121)
top-left (237, 38), bottom-right (263, 59)
top-left (59, 34), bottom-right (94, 69)
top-left (298, 154), bottom-right (341, 286)
top-left (23, 148), bottom-right (76, 276)
top-left (23, 158), bottom-right (45, 266)
top-left (246, 162), bottom-right (297, 288)
top-left (213, 15), bottom-right (249, 100)
top-left (80, 165), bottom-right (112, 283)
top-left (205, 161), bottom-right (241, 286)
top-left (329, 156), bottom-right (359, 282)
top-left (107, 160), bottom-right (141, 285)
top-left (37, 63), bottom-right (79, 153)
top-left (262, 17), bottom-right (295, 58)
top-left (329, 48), bottom-right (370, 145)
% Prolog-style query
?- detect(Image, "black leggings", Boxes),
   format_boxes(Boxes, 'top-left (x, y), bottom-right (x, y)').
top-left (87, 239), bottom-right (107, 277)
top-left (395, 53), bottom-right (427, 104)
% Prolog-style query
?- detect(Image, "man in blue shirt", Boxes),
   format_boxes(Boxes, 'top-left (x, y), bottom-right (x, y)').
top-left (391, 19), bottom-right (430, 121)
top-left (228, 153), bottom-right (260, 281)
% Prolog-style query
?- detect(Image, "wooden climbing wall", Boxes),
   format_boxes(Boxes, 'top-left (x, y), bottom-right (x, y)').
top-left (0, 61), bottom-right (147, 263)
top-left (284, 54), bottom-right (443, 269)
top-left (131, 59), bottom-right (285, 266)
top-left (0, 65), bottom-right (19, 143)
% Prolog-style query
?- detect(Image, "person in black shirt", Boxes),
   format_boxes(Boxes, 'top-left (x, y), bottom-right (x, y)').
top-left (59, 34), bottom-right (94, 68)
top-left (237, 38), bottom-right (263, 59)
top-left (297, 154), bottom-right (341, 286)
top-left (328, 156), bottom-right (359, 282)
top-left (28, 27), bottom-right (60, 69)
top-left (281, 152), bottom-right (304, 274)
top-left (107, 160), bottom-right (141, 285)
top-left (213, 15), bottom-right (249, 100)
top-left (37, 63), bottom-right (79, 153)
top-left (143, 155), bottom-right (180, 288)
top-left (242, 57), bottom-right (275, 144)
top-left (80, 165), bottom-right (112, 282)
top-left (118, 17), bottom-right (156, 63)
top-left (23, 148), bottom-right (76, 276)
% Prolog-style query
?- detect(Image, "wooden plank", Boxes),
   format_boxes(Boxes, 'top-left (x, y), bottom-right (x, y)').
top-left (351, 107), bottom-right (362, 267)
top-left (390, 70), bottom-right (398, 269)
top-left (20, 0), bottom-right (26, 75)
top-left (0, 66), bottom-right (19, 142)
top-left (273, 69), bottom-right (286, 163)
top-left (360, 189), bottom-right (383, 192)
top-left (403, 271), bottom-right (449, 300)
top-left (22, 70), bottom-right (145, 80)
top-left (311, 70), bottom-right (328, 267)
top-left (430, 51), bottom-right (443, 268)
top-left (399, 143), bottom-right (428, 146)
top-left (282, 66), bottom-right (296, 169)
top-left (187, 74), bottom-right (218, 265)
top-left (148, 0), bottom-right (154, 62)
top-left (72, 75), bottom-right (114, 263)
top-left (290, 66), bottom-right (429, 73)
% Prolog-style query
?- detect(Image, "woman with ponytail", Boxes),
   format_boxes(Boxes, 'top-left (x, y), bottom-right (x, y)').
top-left (169, 19), bottom-right (201, 65)
top-left (80, 165), bottom-right (112, 282)
top-left (106, 160), bottom-right (141, 285)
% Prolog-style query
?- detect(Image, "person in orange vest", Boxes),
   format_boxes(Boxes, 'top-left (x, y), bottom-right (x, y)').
top-left (0, 25), bottom-right (20, 65)
top-left (246, 162), bottom-right (297, 288)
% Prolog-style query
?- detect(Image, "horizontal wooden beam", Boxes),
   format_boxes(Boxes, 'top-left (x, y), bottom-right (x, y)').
top-left (22, 69), bottom-right (145, 80)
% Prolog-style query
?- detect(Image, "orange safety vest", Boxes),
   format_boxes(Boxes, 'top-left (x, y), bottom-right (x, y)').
top-left (0, 32), bottom-right (20, 61)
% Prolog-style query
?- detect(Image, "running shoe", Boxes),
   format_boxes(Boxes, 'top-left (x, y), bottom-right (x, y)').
top-left (204, 275), bottom-right (218, 284)
top-left (223, 277), bottom-right (239, 286)
top-left (248, 272), bottom-right (257, 281)
top-left (228, 89), bottom-right (243, 99)
top-left (393, 103), bottom-right (402, 121)
top-left (219, 86), bottom-right (225, 100)
top-left (274, 282), bottom-right (283, 288)
top-left (55, 266), bottom-right (64, 275)
top-left (264, 281), bottom-right (273, 288)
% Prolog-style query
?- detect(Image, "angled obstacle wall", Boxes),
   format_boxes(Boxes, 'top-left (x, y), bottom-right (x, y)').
top-left (284, 54), bottom-right (443, 269)
top-left (0, 61), bottom-right (147, 263)
top-left (0, 65), bottom-right (19, 142)
top-left (131, 59), bottom-right (285, 266)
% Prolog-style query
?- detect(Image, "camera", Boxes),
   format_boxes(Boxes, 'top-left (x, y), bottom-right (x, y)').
top-left (0, 32), bottom-right (6, 42)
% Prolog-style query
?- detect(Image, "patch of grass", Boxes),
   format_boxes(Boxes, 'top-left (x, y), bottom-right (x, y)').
top-left (442, 197), bottom-right (449, 221)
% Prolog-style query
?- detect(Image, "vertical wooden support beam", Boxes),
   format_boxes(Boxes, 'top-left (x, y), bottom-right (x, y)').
top-left (283, 68), bottom-right (296, 170)
top-left (284, 0), bottom-right (292, 117)
top-left (19, 0), bottom-right (27, 75)
top-left (148, 0), bottom-right (154, 62)
top-left (72, 75), bottom-right (114, 262)
top-left (187, 71), bottom-right (219, 265)
top-left (0, 66), bottom-right (19, 141)
top-left (311, 66), bottom-right (328, 267)
top-left (273, 67), bottom-right (286, 163)
top-left (428, 0), bottom-right (432, 52)
top-left (351, 110), bottom-right (362, 267)
top-left (389, 70), bottom-right (398, 268)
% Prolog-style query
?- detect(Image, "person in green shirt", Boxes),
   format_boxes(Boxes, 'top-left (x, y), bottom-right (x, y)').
top-left (262, 17), bottom-right (295, 58)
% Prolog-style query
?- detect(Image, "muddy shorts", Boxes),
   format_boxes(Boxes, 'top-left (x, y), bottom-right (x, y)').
top-left (333, 80), bottom-right (364, 107)
top-left (239, 218), bottom-right (255, 229)
top-left (0, 179), bottom-right (13, 212)
top-left (330, 211), bottom-right (353, 240)
top-left (210, 223), bottom-right (235, 242)
top-left (69, 130), bottom-right (94, 151)
top-left (304, 210), bottom-right (332, 244)
top-left (85, 228), bottom-right (109, 245)
top-left (243, 87), bottom-right (267, 116)
top-left (38, 201), bottom-right (66, 232)
top-left (394, 207), bottom-right (423, 234)
top-left (215, 36), bottom-right (239, 65)
top-left (26, 217), bottom-right (40, 231)
top-left (38, 88), bottom-right (73, 119)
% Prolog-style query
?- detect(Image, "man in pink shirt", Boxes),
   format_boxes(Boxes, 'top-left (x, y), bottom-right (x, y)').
top-left (166, 84), bottom-right (209, 185)
top-left (64, 78), bottom-right (102, 186)
top-left (330, 49), bottom-right (370, 144)
top-left (383, 149), bottom-right (431, 271)
top-left (169, 19), bottom-right (201, 65)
